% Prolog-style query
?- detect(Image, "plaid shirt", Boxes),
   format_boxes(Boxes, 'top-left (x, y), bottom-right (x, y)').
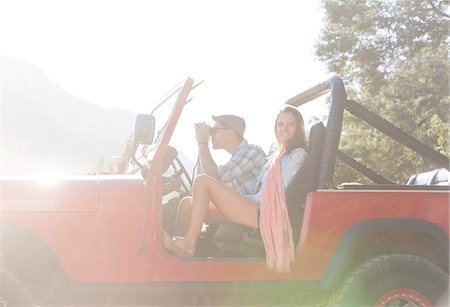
top-left (218, 139), bottom-right (267, 194)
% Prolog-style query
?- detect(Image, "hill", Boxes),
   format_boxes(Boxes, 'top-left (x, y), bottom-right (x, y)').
top-left (1, 56), bottom-right (136, 175)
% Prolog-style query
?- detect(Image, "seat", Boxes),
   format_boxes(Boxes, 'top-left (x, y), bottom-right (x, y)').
top-left (213, 122), bottom-right (326, 256)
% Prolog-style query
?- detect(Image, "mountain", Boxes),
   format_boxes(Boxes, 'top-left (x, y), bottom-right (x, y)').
top-left (1, 56), bottom-right (136, 175)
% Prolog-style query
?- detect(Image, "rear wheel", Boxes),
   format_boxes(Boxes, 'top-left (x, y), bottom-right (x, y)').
top-left (328, 254), bottom-right (449, 307)
top-left (0, 268), bottom-right (36, 306)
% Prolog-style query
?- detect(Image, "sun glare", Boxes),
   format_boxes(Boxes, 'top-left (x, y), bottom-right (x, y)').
top-left (36, 170), bottom-right (63, 186)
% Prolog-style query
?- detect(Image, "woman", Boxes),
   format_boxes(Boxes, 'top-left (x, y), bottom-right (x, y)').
top-left (164, 105), bottom-right (307, 273)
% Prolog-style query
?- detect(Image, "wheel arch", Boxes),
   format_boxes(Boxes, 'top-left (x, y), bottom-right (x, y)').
top-left (0, 223), bottom-right (70, 298)
top-left (319, 218), bottom-right (449, 290)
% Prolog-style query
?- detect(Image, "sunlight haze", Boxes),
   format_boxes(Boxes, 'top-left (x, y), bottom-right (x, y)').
top-left (1, 0), bottom-right (329, 173)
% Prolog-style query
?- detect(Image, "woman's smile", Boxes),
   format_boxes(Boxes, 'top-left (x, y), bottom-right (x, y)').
top-left (276, 112), bottom-right (297, 146)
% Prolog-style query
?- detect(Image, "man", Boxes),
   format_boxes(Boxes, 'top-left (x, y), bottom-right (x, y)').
top-left (164, 114), bottom-right (267, 235)
top-left (195, 114), bottom-right (266, 193)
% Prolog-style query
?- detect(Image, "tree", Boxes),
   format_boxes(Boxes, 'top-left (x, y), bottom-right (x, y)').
top-left (315, 0), bottom-right (449, 184)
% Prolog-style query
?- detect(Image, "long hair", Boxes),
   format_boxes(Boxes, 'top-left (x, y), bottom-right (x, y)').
top-left (274, 105), bottom-right (307, 153)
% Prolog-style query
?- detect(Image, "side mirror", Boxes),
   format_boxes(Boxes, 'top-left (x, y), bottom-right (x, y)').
top-left (134, 114), bottom-right (155, 145)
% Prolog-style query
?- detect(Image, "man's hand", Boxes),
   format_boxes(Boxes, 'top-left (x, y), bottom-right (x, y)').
top-left (195, 122), bottom-right (211, 144)
top-left (195, 122), bottom-right (218, 178)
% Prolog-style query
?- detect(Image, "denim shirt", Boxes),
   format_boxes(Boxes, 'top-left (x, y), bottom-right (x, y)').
top-left (246, 147), bottom-right (307, 203)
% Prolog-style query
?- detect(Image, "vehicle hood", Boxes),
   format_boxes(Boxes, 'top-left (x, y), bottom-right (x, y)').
top-left (0, 174), bottom-right (145, 212)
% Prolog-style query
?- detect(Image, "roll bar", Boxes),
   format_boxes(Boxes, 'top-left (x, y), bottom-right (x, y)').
top-left (286, 76), bottom-right (449, 187)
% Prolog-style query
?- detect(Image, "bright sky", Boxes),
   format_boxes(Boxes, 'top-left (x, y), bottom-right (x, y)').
top-left (1, 0), bottom-right (330, 164)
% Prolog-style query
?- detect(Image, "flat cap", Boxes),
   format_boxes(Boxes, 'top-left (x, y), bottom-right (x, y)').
top-left (212, 114), bottom-right (246, 137)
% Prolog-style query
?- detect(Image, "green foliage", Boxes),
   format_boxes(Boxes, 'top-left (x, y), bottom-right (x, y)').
top-left (316, 0), bottom-right (449, 184)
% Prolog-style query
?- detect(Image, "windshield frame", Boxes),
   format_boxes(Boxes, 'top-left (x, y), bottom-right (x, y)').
top-left (146, 78), bottom-right (194, 166)
top-left (126, 78), bottom-right (194, 174)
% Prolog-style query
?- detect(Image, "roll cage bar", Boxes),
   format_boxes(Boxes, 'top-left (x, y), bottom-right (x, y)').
top-left (286, 76), bottom-right (450, 187)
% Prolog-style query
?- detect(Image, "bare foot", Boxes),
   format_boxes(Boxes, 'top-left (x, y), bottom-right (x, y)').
top-left (163, 232), bottom-right (190, 257)
top-left (170, 236), bottom-right (196, 257)
top-left (182, 236), bottom-right (196, 257)
top-left (171, 238), bottom-right (192, 256)
top-left (163, 231), bottom-right (197, 256)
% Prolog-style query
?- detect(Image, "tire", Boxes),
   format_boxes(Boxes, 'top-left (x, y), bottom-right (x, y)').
top-left (0, 268), bottom-right (36, 307)
top-left (328, 254), bottom-right (449, 307)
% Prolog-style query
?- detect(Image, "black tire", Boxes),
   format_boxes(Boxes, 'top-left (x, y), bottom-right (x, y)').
top-left (0, 268), bottom-right (36, 307)
top-left (328, 254), bottom-right (449, 307)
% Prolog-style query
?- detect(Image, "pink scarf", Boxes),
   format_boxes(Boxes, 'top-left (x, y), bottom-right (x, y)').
top-left (259, 150), bottom-right (295, 273)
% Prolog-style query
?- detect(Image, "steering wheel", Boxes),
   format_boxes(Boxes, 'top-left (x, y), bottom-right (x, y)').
top-left (162, 146), bottom-right (192, 195)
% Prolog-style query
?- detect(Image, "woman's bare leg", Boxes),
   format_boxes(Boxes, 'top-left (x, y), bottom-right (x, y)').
top-left (181, 174), bottom-right (258, 255)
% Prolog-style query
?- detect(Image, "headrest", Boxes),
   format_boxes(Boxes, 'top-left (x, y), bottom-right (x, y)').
top-left (308, 122), bottom-right (326, 154)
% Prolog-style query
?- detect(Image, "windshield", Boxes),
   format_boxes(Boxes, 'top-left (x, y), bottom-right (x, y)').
top-left (126, 80), bottom-right (189, 174)
top-left (166, 101), bottom-right (198, 176)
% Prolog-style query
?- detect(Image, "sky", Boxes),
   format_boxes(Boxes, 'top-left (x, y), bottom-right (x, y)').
top-left (1, 0), bottom-right (330, 164)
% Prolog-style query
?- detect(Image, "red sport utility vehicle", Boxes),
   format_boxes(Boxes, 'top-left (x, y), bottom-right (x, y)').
top-left (1, 77), bottom-right (448, 306)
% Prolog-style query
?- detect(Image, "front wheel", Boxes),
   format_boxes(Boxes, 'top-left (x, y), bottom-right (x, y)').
top-left (0, 268), bottom-right (36, 306)
top-left (328, 254), bottom-right (449, 307)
